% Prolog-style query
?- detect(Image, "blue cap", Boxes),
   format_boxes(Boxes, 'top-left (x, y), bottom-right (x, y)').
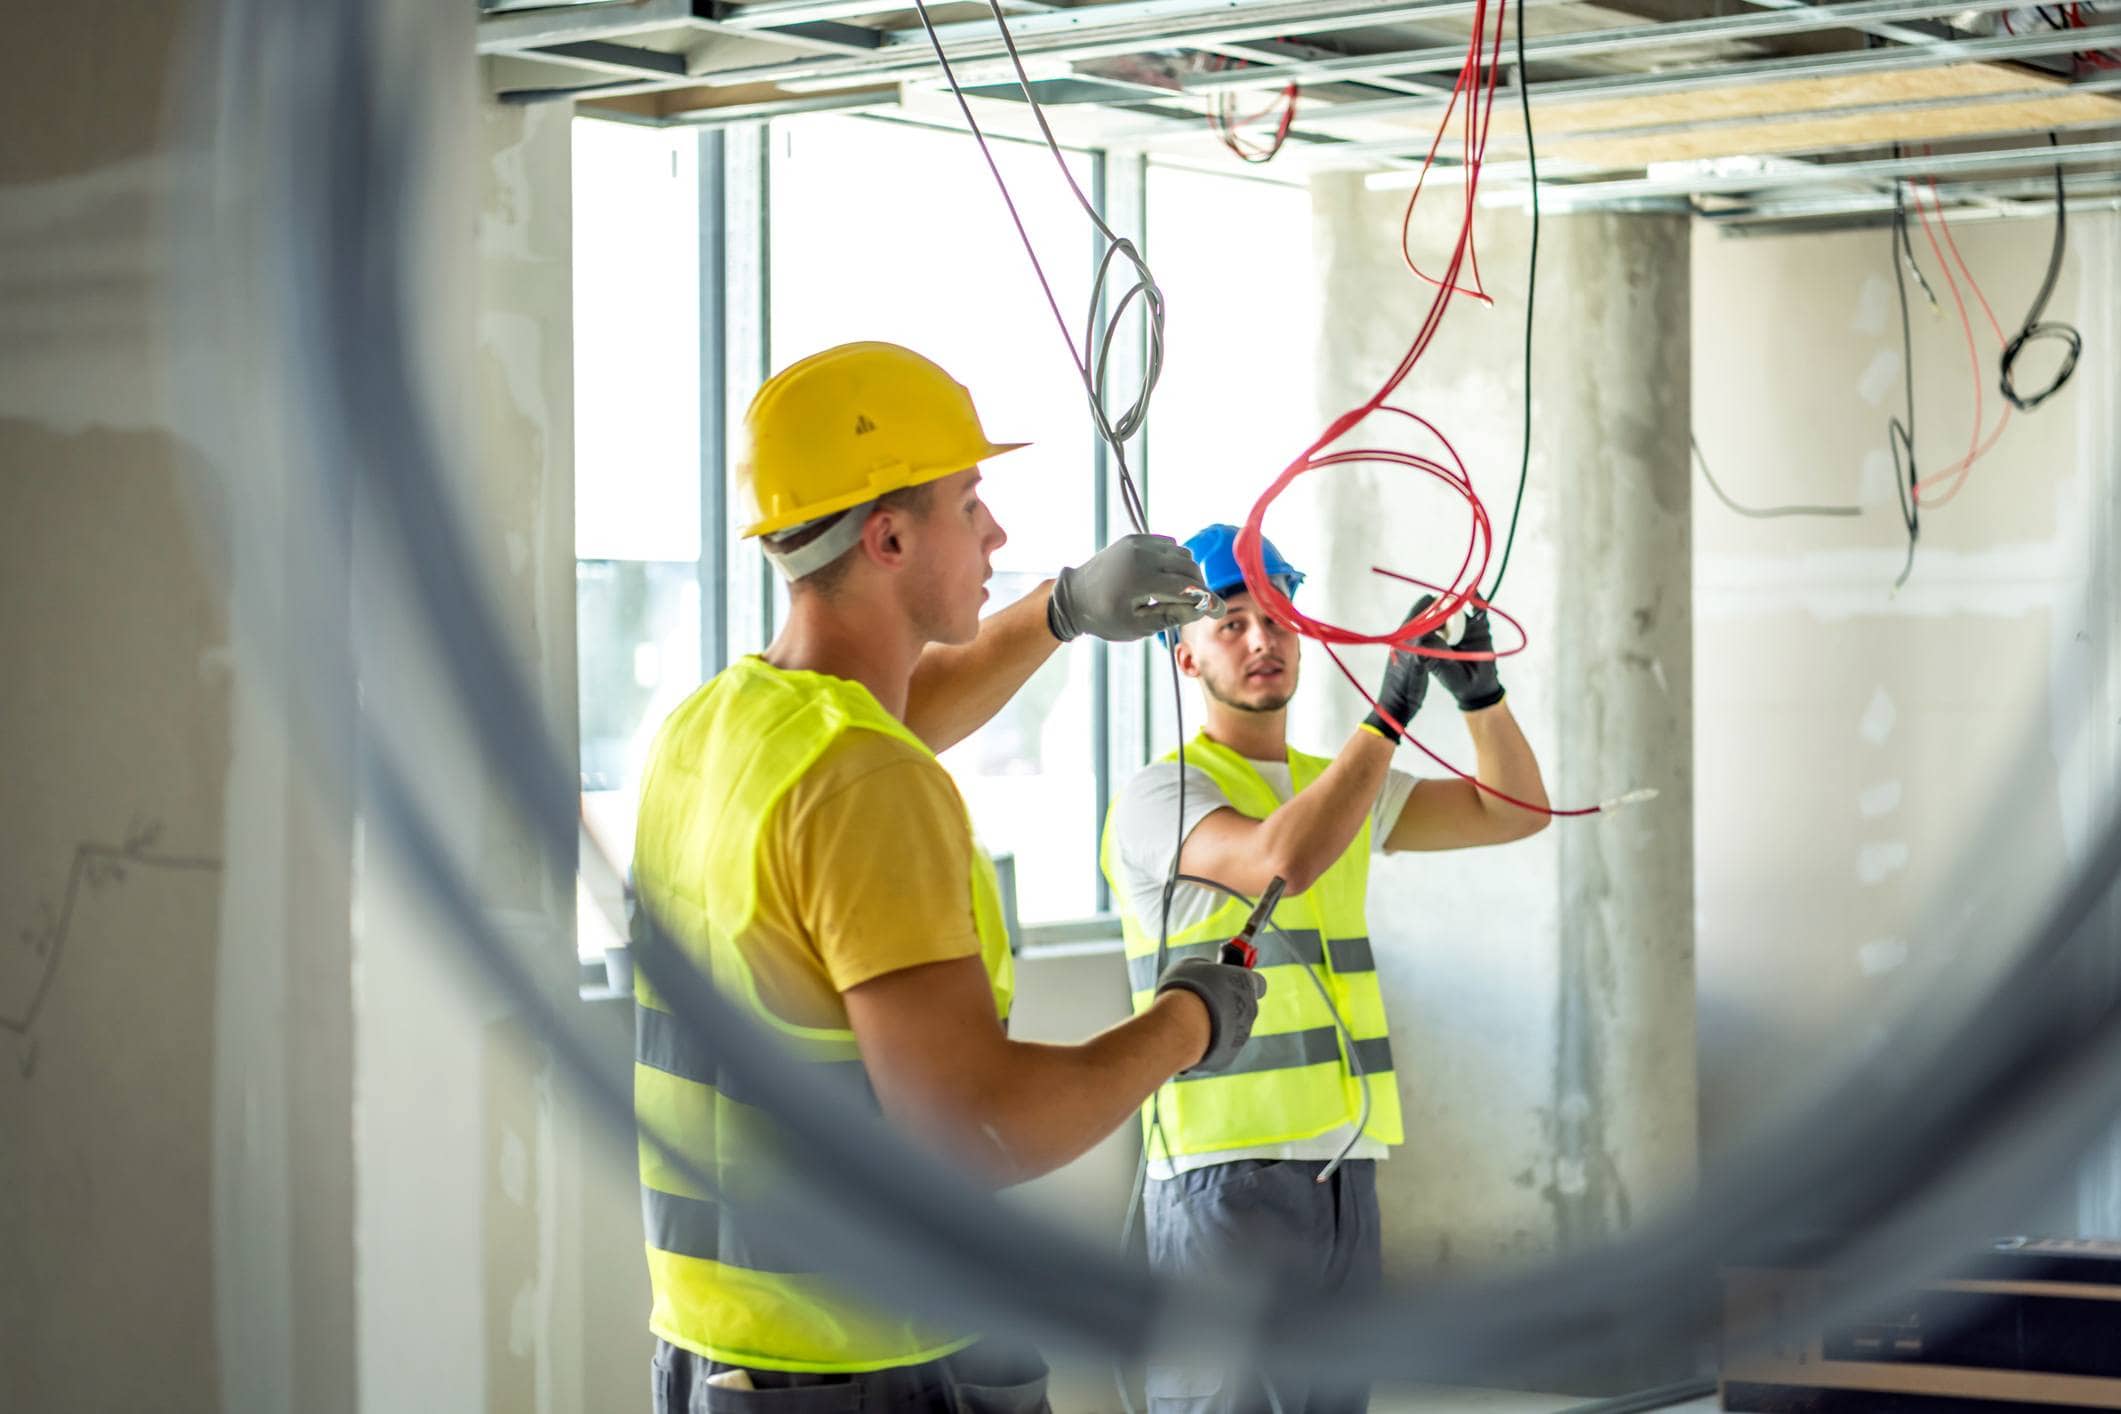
top-left (1182, 523), bottom-right (1305, 602)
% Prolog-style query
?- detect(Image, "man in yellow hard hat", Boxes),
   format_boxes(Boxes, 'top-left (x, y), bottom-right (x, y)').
top-left (631, 341), bottom-right (1267, 1411)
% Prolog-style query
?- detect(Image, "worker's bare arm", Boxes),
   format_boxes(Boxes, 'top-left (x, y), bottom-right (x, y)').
top-left (1384, 699), bottom-right (1548, 851)
top-left (1176, 727), bottom-right (1395, 897)
top-left (843, 955), bottom-right (1209, 1186)
top-left (903, 583), bottom-right (1059, 753)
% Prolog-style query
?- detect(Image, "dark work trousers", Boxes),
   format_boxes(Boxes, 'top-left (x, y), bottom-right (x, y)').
top-left (651, 1337), bottom-right (1051, 1414)
top-left (1143, 1159), bottom-right (1382, 1414)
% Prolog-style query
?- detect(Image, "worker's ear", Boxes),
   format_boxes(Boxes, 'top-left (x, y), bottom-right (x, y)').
top-left (861, 503), bottom-right (914, 570)
top-left (1171, 631), bottom-right (1201, 679)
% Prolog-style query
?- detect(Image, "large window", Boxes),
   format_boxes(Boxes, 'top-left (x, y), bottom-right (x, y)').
top-left (571, 116), bottom-right (1322, 949)
top-left (770, 116), bottom-right (1103, 926)
top-left (1142, 161), bottom-right (1321, 757)
top-left (573, 119), bottom-right (704, 959)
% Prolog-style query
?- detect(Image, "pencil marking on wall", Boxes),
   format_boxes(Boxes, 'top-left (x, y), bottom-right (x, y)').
top-left (4, 817), bottom-right (222, 1069)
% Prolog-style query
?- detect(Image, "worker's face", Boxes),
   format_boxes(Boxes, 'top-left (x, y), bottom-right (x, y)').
top-left (1175, 591), bottom-right (1300, 713)
top-left (901, 466), bottom-right (1006, 646)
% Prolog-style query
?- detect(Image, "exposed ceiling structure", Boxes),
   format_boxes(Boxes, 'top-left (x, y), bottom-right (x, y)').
top-left (480, 0), bottom-right (2121, 228)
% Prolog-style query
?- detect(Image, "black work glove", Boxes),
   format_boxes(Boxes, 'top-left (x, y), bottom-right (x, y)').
top-left (1414, 592), bottom-right (1506, 711)
top-left (1155, 956), bottom-right (1267, 1075)
top-left (1360, 598), bottom-right (1434, 744)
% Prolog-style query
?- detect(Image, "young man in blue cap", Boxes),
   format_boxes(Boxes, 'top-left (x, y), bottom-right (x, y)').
top-left (1100, 523), bottom-right (1551, 1414)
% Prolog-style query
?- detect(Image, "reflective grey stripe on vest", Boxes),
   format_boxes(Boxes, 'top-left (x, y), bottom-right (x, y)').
top-left (1329, 936), bottom-right (1376, 973)
top-left (637, 1003), bottom-right (717, 1085)
top-left (636, 1003), bottom-right (876, 1109)
top-left (642, 1186), bottom-right (814, 1274)
top-left (1173, 1026), bottom-right (1398, 1083)
top-left (1126, 931), bottom-right (1375, 993)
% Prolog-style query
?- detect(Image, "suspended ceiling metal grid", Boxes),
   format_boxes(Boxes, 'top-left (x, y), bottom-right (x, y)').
top-left (478, 0), bottom-right (2121, 225)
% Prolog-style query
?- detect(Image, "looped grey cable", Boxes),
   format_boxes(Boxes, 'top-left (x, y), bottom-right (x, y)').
top-left (906, 0), bottom-right (1165, 536)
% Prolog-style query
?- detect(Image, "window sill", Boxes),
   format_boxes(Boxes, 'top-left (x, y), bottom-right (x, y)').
top-left (1018, 917), bottom-right (1124, 958)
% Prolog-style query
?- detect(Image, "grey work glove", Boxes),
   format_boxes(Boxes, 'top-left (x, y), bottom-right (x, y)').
top-left (1048, 534), bottom-right (1210, 643)
top-left (1413, 592), bottom-right (1506, 711)
top-left (1154, 956), bottom-right (1267, 1076)
top-left (1360, 598), bottom-right (1435, 744)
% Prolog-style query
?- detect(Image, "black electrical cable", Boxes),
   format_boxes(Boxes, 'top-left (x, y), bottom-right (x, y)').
top-left (1998, 134), bottom-right (2084, 414)
top-left (1690, 434), bottom-right (1861, 521)
top-left (1481, 0), bottom-right (1540, 606)
top-left (190, 0), bottom-right (2121, 1399)
top-left (1889, 175), bottom-right (1923, 590)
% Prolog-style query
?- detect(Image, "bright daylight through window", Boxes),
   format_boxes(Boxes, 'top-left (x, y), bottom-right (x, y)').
top-left (574, 118), bottom-right (702, 961)
top-left (571, 112), bottom-right (1321, 948)
top-left (769, 116), bottom-right (1101, 928)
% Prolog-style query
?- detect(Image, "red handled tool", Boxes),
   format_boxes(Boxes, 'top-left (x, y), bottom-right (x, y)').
top-left (1217, 876), bottom-right (1286, 969)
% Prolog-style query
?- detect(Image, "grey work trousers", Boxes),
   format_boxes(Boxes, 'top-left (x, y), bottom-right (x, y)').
top-left (651, 1338), bottom-right (1051, 1414)
top-left (1143, 1159), bottom-right (1382, 1414)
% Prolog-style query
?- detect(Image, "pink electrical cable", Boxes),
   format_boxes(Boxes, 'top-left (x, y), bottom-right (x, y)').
top-left (1910, 171), bottom-right (2013, 507)
top-left (1234, 0), bottom-right (1618, 819)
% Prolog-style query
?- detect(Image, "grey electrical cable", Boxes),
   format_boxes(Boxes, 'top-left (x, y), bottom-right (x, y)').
top-left (181, 0), bottom-right (2121, 1398)
top-left (1174, 873), bottom-right (1373, 1181)
top-left (905, 0), bottom-right (1163, 538)
top-left (1690, 434), bottom-right (1862, 521)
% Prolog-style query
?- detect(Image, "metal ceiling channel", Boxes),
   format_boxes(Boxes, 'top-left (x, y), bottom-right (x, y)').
top-left (1219, 25), bottom-right (2121, 156)
top-left (1177, 0), bottom-right (2041, 93)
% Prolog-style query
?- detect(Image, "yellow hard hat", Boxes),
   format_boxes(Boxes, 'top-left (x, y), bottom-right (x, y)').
top-left (736, 341), bottom-right (1028, 538)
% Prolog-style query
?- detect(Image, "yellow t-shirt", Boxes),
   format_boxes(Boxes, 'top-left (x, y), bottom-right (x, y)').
top-left (743, 729), bottom-right (984, 1029)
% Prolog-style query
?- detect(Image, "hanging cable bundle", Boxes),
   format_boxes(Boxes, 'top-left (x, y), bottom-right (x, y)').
top-left (1204, 56), bottom-right (1300, 164)
top-left (1233, 0), bottom-right (1628, 819)
top-left (908, 0), bottom-right (1166, 536)
top-left (1999, 134), bottom-right (2084, 413)
top-left (1908, 165), bottom-right (2015, 508)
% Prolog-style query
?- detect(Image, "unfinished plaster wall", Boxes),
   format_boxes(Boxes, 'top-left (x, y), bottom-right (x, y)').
top-left (0, 8), bottom-right (254, 1410)
top-left (1690, 211), bottom-right (2121, 1233)
top-left (350, 72), bottom-right (654, 1412)
top-left (1305, 174), bottom-right (1698, 1288)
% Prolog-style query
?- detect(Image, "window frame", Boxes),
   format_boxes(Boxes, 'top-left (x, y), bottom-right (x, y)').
top-left (575, 113), bottom-right (1173, 968)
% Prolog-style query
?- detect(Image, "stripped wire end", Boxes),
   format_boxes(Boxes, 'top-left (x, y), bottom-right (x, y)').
top-left (1599, 787), bottom-right (1660, 811)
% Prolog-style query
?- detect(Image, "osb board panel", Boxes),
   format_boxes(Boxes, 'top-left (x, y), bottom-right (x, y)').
top-left (1546, 89), bottom-right (2121, 167)
top-left (1482, 61), bottom-right (2062, 140)
top-left (581, 80), bottom-right (900, 118)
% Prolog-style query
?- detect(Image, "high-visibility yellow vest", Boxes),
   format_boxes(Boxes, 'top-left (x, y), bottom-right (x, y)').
top-left (631, 656), bottom-right (1015, 1373)
top-left (1099, 735), bottom-right (1403, 1161)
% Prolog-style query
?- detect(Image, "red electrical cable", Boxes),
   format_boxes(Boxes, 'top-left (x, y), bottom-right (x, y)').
top-left (1209, 66), bottom-right (1300, 164)
top-left (1231, 0), bottom-right (1617, 820)
top-left (2066, 3), bottom-right (2121, 67)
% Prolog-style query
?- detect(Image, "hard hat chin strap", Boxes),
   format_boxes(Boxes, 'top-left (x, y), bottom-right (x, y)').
top-left (762, 501), bottom-right (874, 582)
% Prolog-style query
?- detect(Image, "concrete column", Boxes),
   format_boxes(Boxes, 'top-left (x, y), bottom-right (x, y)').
top-left (1544, 214), bottom-right (1698, 1253)
top-left (1304, 178), bottom-right (1697, 1326)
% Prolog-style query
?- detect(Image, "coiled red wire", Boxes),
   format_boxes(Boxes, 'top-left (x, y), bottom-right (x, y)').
top-left (1233, 0), bottom-right (1604, 818)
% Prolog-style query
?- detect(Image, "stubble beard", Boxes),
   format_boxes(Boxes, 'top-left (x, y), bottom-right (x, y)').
top-left (1200, 666), bottom-right (1296, 716)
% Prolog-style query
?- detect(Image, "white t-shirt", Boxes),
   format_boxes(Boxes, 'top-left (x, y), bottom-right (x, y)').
top-left (1106, 753), bottom-right (1417, 1179)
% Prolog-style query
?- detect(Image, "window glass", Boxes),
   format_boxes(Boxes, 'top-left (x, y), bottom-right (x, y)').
top-left (574, 117), bottom-right (706, 957)
top-left (768, 116), bottom-right (1102, 924)
top-left (574, 119), bottom-right (701, 563)
top-left (1142, 163), bottom-right (1320, 756)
